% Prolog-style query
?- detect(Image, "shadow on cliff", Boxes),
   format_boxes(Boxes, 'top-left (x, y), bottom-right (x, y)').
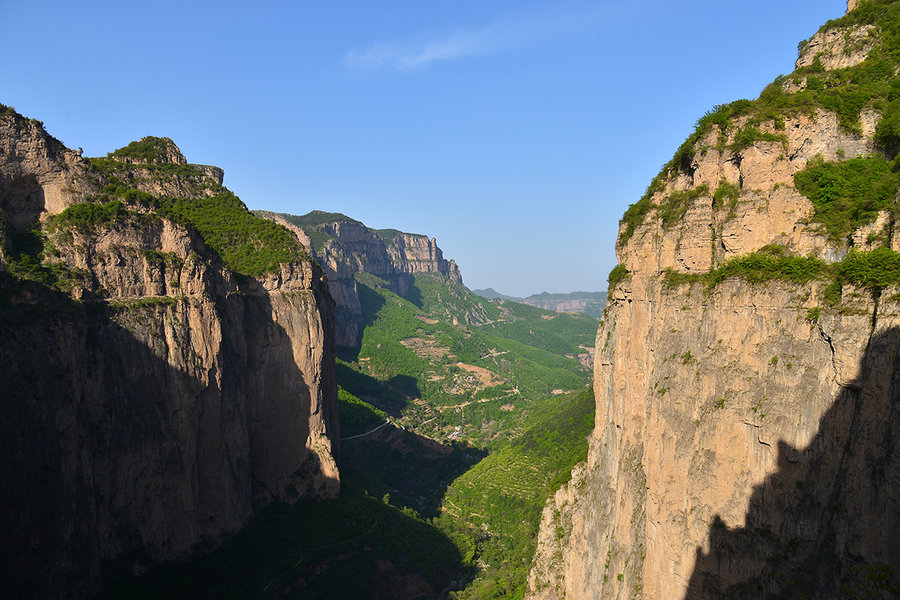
top-left (402, 280), bottom-right (424, 309)
top-left (0, 274), bottom-right (340, 599)
top-left (682, 327), bottom-right (900, 599)
top-left (336, 282), bottom-right (385, 363)
top-left (335, 362), bottom-right (411, 416)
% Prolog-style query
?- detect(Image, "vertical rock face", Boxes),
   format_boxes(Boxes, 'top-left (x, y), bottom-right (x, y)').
top-left (316, 221), bottom-right (410, 346)
top-left (0, 110), bottom-right (339, 598)
top-left (385, 232), bottom-right (462, 283)
top-left (528, 5), bottom-right (900, 599)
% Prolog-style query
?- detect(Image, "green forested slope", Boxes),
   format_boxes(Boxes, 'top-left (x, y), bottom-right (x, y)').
top-left (339, 274), bottom-right (595, 449)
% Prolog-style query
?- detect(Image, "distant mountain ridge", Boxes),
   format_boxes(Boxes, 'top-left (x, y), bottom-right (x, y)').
top-left (256, 210), bottom-right (464, 346)
top-left (473, 288), bottom-right (605, 319)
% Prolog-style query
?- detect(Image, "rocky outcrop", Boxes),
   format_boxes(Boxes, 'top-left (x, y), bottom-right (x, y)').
top-left (795, 24), bottom-right (877, 71)
top-left (0, 109), bottom-right (91, 224)
top-left (317, 221), bottom-right (411, 346)
top-left (0, 111), bottom-right (339, 598)
top-left (618, 107), bottom-right (885, 278)
top-left (528, 4), bottom-right (900, 599)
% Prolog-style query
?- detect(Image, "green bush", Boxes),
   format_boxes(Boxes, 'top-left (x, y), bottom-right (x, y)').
top-left (618, 197), bottom-right (653, 247)
top-left (838, 246), bottom-right (900, 289)
top-left (793, 155), bottom-right (898, 242)
top-left (727, 126), bottom-right (788, 154)
top-left (49, 200), bottom-right (128, 233)
top-left (108, 136), bottom-right (179, 163)
top-left (824, 280), bottom-right (843, 305)
top-left (607, 264), bottom-right (629, 297)
top-left (663, 245), bottom-right (827, 288)
top-left (713, 181), bottom-right (741, 210)
top-left (710, 245), bottom-right (827, 285)
top-left (663, 245), bottom-right (900, 304)
top-left (657, 185), bottom-right (710, 227)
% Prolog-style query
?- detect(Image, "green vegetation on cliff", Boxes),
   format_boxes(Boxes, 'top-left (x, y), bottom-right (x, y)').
top-left (107, 136), bottom-right (180, 163)
top-left (46, 183), bottom-right (307, 279)
top-left (663, 245), bottom-right (827, 288)
top-left (663, 244), bottom-right (900, 299)
top-left (793, 154), bottom-right (899, 242)
top-left (617, 0), bottom-right (900, 247)
top-left (154, 193), bottom-right (307, 277)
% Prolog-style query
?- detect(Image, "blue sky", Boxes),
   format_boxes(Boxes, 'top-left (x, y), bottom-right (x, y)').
top-left (2, 0), bottom-right (845, 296)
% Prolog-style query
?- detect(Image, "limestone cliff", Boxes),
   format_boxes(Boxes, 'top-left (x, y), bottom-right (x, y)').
top-left (528, 2), bottom-right (900, 598)
top-left (383, 230), bottom-right (462, 283)
top-left (258, 211), bottom-right (467, 347)
top-left (0, 110), bottom-right (339, 598)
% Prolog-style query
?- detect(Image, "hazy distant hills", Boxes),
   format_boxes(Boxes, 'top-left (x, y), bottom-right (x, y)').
top-left (473, 289), bottom-right (605, 319)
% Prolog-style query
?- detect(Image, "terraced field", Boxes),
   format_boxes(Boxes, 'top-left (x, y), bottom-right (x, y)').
top-left (438, 388), bottom-right (596, 599)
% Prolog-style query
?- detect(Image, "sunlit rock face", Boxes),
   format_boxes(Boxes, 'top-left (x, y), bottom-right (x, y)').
top-left (527, 4), bottom-right (900, 598)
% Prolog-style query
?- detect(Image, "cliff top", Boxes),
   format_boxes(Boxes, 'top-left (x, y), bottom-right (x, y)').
top-left (618, 0), bottom-right (900, 251)
top-left (1, 108), bottom-right (311, 282)
top-left (607, 0), bottom-right (900, 305)
top-left (275, 210), bottom-right (362, 228)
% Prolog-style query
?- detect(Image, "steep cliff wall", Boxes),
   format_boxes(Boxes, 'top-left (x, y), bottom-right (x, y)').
top-left (384, 231), bottom-right (462, 283)
top-left (529, 2), bottom-right (900, 598)
top-left (259, 212), bottom-right (465, 347)
top-left (0, 111), bottom-right (339, 598)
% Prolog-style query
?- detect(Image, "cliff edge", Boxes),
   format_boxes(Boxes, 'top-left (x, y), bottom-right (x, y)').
top-left (0, 112), bottom-right (340, 598)
top-left (528, 1), bottom-right (900, 598)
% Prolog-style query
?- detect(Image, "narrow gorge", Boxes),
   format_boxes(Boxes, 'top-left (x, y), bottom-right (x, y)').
top-left (528, 1), bottom-right (900, 598)
top-left (4, 1), bottom-right (900, 599)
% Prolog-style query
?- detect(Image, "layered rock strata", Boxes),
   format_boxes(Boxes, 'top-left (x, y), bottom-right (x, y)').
top-left (0, 111), bottom-right (339, 598)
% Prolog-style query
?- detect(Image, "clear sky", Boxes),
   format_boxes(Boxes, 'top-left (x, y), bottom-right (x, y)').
top-left (2, 0), bottom-right (846, 297)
